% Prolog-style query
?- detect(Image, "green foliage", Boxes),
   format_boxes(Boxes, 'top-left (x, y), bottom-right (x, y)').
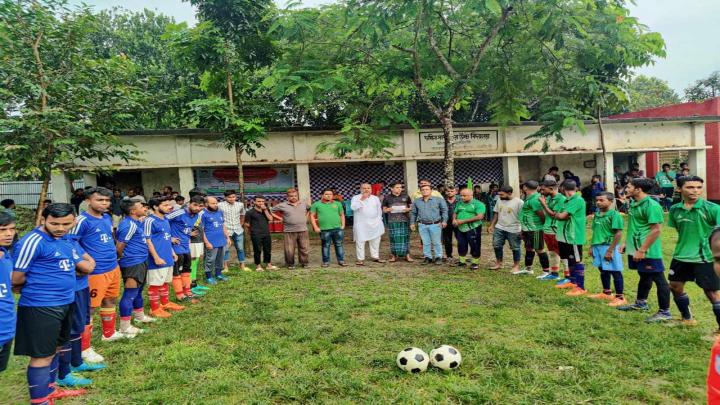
top-left (684, 71), bottom-right (720, 102)
top-left (623, 75), bottom-right (680, 112)
top-left (316, 120), bottom-right (397, 159)
top-left (0, 0), bottom-right (141, 187)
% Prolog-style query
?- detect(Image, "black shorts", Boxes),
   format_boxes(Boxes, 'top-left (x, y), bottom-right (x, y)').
top-left (0, 340), bottom-right (11, 372)
top-left (522, 231), bottom-right (544, 251)
top-left (669, 260), bottom-right (720, 290)
top-left (173, 253), bottom-right (192, 276)
top-left (14, 305), bottom-right (73, 358)
top-left (558, 242), bottom-right (582, 265)
top-left (121, 262), bottom-right (148, 284)
top-left (71, 288), bottom-right (90, 335)
top-left (627, 255), bottom-right (665, 273)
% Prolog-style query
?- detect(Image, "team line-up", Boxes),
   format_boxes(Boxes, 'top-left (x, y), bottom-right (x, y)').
top-left (1, 174), bottom-right (720, 404)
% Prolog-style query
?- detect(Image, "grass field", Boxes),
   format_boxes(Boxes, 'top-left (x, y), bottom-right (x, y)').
top-left (0, 222), bottom-right (713, 404)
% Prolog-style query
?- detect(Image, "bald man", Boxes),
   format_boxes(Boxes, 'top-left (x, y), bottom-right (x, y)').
top-left (202, 196), bottom-right (231, 284)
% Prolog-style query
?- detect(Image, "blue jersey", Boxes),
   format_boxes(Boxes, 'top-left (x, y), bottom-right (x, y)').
top-left (13, 228), bottom-right (86, 307)
top-left (167, 208), bottom-right (199, 254)
top-left (145, 214), bottom-right (174, 270)
top-left (117, 217), bottom-right (148, 268)
top-left (202, 209), bottom-right (227, 248)
top-left (0, 247), bottom-right (15, 344)
top-left (69, 212), bottom-right (118, 284)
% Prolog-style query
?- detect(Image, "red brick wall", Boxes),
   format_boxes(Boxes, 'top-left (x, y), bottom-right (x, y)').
top-left (610, 98), bottom-right (720, 200)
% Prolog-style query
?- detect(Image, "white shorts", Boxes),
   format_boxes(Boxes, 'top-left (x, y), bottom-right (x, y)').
top-left (147, 267), bottom-right (173, 286)
top-left (190, 243), bottom-right (204, 259)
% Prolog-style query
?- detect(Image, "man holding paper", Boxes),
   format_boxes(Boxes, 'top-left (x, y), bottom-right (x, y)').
top-left (382, 182), bottom-right (413, 262)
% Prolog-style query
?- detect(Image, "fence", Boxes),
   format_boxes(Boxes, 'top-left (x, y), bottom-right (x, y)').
top-left (0, 180), bottom-right (85, 208)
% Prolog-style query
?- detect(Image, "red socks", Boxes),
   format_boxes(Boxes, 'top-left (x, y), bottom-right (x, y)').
top-left (81, 324), bottom-right (92, 351)
top-left (148, 285), bottom-right (161, 311)
top-left (99, 307), bottom-right (116, 338)
top-left (159, 283), bottom-right (170, 305)
top-left (172, 276), bottom-right (185, 299)
top-left (181, 273), bottom-right (192, 296)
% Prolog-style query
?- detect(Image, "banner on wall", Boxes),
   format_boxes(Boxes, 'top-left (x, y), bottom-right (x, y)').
top-left (419, 130), bottom-right (499, 153)
top-left (194, 167), bottom-right (295, 194)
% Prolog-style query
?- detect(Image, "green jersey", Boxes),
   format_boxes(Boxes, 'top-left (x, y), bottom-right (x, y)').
top-left (591, 209), bottom-right (624, 246)
top-left (310, 200), bottom-right (344, 231)
top-left (520, 192), bottom-right (544, 232)
top-left (655, 171), bottom-right (676, 188)
top-left (626, 196), bottom-right (664, 259)
top-left (543, 193), bottom-right (566, 235)
top-left (454, 199), bottom-right (486, 232)
top-left (668, 198), bottom-right (720, 263)
top-left (556, 192), bottom-right (586, 245)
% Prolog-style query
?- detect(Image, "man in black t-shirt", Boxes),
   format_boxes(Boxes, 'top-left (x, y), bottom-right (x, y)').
top-left (244, 195), bottom-right (277, 271)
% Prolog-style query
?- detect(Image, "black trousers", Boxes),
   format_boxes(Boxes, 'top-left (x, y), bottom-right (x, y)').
top-left (442, 224), bottom-right (457, 258)
top-left (251, 234), bottom-right (272, 265)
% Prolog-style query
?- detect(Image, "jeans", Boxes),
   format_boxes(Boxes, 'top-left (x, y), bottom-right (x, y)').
top-left (418, 223), bottom-right (443, 259)
top-left (251, 234), bottom-right (272, 265)
top-left (204, 246), bottom-right (225, 279)
top-left (492, 228), bottom-right (521, 262)
top-left (224, 232), bottom-right (246, 262)
top-left (320, 229), bottom-right (345, 264)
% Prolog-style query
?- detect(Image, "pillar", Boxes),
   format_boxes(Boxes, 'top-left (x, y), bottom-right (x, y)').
top-left (404, 160), bottom-right (418, 196)
top-left (645, 152), bottom-right (659, 178)
top-left (178, 167), bottom-right (195, 197)
top-left (296, 163), bottom-right (311, 203)
top-left (50, 170), bottom-right (73, 203)
top-left (636, 153), bottom-right (647, 177)
top-left (502, 156), bottom-right (520, 194)
top-left (82, 172), bottom-right (97, 187)
top-left (689, 122), bottom-right (708, 197)
top-left (601, 152), bottom-right (615, 194)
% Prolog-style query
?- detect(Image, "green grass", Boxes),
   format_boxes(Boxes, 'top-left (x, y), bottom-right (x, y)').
top-left (0, 222), bottom-right (712, 404)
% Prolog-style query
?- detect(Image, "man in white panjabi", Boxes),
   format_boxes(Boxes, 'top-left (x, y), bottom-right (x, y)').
top-left (350, 183), bottom-right (387, 266)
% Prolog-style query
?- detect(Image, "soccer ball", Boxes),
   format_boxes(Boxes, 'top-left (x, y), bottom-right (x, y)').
top-left (396, 347), bottom-right (430, 373)
top-left (430, 345), bottom-right (462, 370)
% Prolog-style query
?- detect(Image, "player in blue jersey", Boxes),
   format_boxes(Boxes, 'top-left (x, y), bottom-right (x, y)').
top-left (0, 212), bottom-right (17, 374)
top-left (69, 187), bottom-right (124, 370)
top-left (166, 195), bottom-right (205, 302)
top-left (116, 199), bottom-right (155, 337)
top-left (12, 203), bottom-right (96, 403)
top-left (202, 196), bottom-right (231, 284)
top-left (146, 197), bottom-right (183, 318)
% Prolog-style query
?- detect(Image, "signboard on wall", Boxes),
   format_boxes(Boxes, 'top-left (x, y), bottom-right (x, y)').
top-left (194, 167), bottom-right (295, 194)
top-left (419, 130), bottom-right (499, 153)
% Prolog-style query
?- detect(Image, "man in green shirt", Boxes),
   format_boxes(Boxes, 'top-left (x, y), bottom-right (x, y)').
top-left (310, 189), bottom-right (348, 268)
top-left (617, 177), bottom-right (671, 323)
top-left (667, 176), bottom-right (720, 330)
top-left (655, 163), bottom-right (676, 212)
top-left (518, 180), bottom-right (549, 276)
top-left (541, 179), bottom-right (586, 296)
top-left (451, 187), bottom-right (486, 270)
top-left (538, 179), bottom-right (566, 281)
top-left (588, 192), bottom-right (626, 306)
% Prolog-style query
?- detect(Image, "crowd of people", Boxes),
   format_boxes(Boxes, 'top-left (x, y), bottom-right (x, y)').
top-left (2, 160), bottom-right (720, 403)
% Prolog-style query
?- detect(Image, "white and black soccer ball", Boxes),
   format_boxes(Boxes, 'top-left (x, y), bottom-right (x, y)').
top-left (396, 347), bottom-right (430, 373)
top-left (430, 345), bottom-right (462, 370)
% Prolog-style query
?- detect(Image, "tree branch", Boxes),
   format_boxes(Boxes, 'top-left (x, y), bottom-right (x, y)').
top-left (468, 6), bottom-right (512, 79)
top-left (427, 25), bottom-right (460, 79)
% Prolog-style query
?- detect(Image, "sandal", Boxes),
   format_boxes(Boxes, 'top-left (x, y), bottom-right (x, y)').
top-left (372, 259), bottom-right (387, 263)
top-left (355, 261), bottom-right (365, 266)
top-left (388, 257), bottom-right (397, 263)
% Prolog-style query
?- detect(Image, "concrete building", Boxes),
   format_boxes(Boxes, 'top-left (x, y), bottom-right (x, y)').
top-left (50, 116), bottom-right (717, 202)
top-left (612, 97), bottom-right (720, 200)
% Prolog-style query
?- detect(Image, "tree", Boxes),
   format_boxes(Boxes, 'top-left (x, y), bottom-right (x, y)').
top-left (685, 71), bottom-right (720, 102)
top-left (0, 0), bottom-right (142, 223)
top-left (179, 0), bottom-right (276, 200)
top-left (269, 0), bottom-right (665, 187)
top-left (624, 75), bottom-right (680, 112)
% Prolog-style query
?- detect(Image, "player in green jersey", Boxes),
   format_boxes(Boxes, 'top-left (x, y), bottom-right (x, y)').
top-left (518, 181), bottom-right (549, 276)
top-left (667, 176), bottom-right (720, 331)
top-left (617, 177), bottom-right (672, 323)
top-left (588, 192), bottom-right (626, 306)
top-left (538, 179), bottom-right (566, 281)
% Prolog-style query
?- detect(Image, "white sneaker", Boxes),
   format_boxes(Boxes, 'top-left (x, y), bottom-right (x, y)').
top-left (133, 312), bottom-right (157, 323)
top-left (523, 267), bottom-right (534, 275)
top-left (511, 267), bottom-right (532, 275)
top-left (101, 331), bottom-right (131, 342)
top-left (266, 264), bottom-right (278, 270)
top-left (120, 325), bottom-right (144, 337)
top-left (536, 271), bottom-right (550, 279)
top-left (82, 347), bottom-right (105, 363)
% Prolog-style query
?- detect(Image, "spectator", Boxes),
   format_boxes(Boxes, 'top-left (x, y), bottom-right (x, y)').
top-left (351, 183), bottom-right (386, 265)
top-left (382, 182), bottom-right (413, 262)
top-left (563, 170), bottom-right (581, 188)
top-left (410, 184), bottom-right (448, 265)
top-left (218, 190), bottom-right (246, 271)
top-left (655, 163), bottom-right (676, 211)
top-left (71, 188), bottom-right (85, 212)
top-left (676, 162), bottom-right (689, 180)
top-left (442, 186), bottom-right (459, 261)
top-left (271, 189), bottom-right (310, 270)
top-left (310, 189), bottom-right (348, 267)
top-left (544, 166), bottom-right (560, 182)
top-left (488, 185), bottom-right (524, 272)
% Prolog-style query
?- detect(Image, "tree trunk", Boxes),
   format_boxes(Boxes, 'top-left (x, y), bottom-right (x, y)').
top-left (441, 114), bottom-right (455, 187)
top-left (235, 145), bottom-right (245, 202)
top-left (597, 105), bottom-right (608, 188)
top-left (35, 171), bottom-right (50, 226)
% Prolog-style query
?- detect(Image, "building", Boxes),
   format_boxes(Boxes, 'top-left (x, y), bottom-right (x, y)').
top-left (611, 97), bottom-right (720, 200)
top-left (50, 116), bottom-right (717, 202)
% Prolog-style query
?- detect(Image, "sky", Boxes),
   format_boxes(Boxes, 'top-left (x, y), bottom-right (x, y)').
top-left (75, 0), bottom-right (720, 96)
